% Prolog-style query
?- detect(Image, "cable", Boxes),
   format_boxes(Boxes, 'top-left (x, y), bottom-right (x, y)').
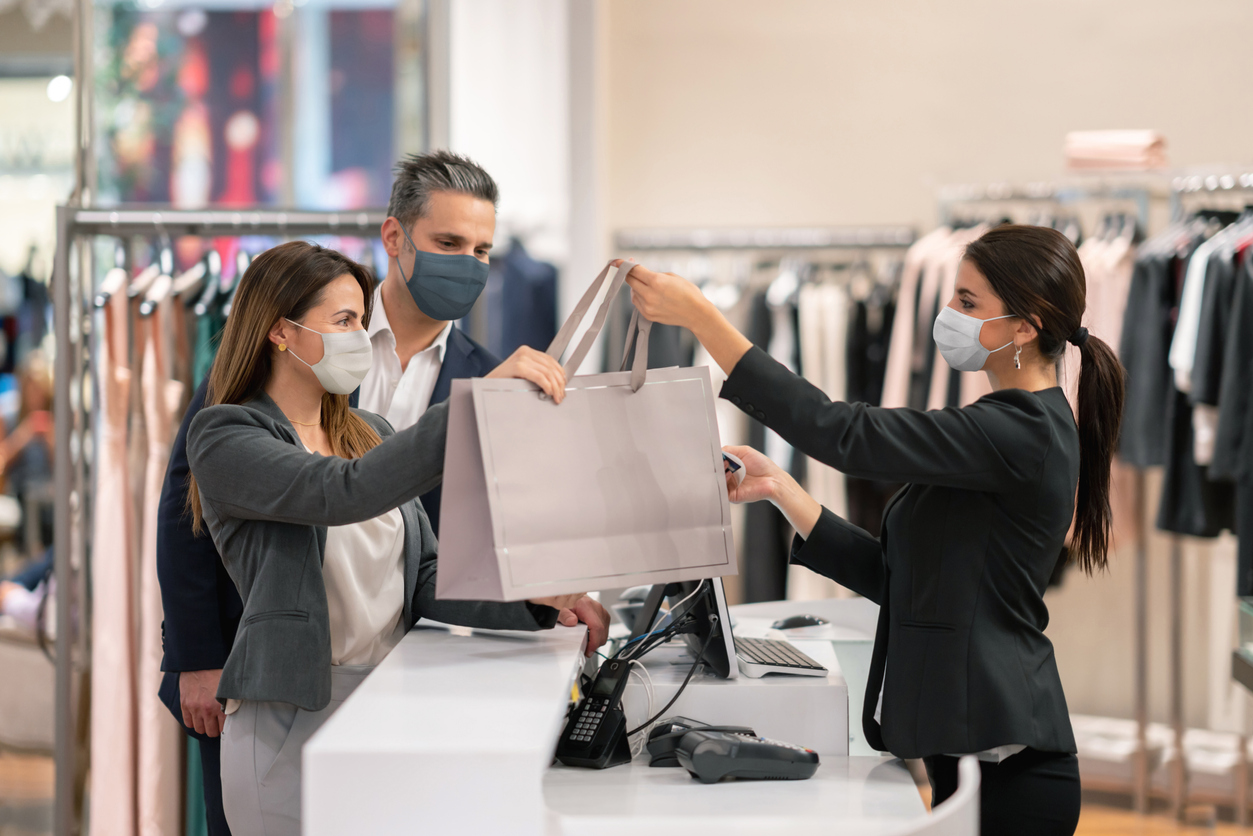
top-left (627, 659), bottom-right (656, 755)
top-left (619, 580), bottom-right (707, 660)
top-left (626, 616), bottom-right (719, 737)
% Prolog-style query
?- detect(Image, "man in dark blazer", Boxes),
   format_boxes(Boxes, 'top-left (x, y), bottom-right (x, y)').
top-left (157, 151), bottom-right (607, 835)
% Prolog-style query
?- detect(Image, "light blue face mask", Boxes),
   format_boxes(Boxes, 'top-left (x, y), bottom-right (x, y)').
top-left (933, 306), bottom-right (1016, 372)
top-left (396, 223), bottom-right (490, 322)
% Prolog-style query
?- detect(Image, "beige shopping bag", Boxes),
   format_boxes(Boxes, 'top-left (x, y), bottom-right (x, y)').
top-left (436, 260), bottom-right (738, 601)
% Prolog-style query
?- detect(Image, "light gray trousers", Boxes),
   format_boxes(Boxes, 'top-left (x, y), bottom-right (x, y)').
top-left (221, 665), bottom-right (373, 836)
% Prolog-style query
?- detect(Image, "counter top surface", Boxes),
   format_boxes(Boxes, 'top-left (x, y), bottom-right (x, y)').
top-left (304, 600), bottom-right (923, 836)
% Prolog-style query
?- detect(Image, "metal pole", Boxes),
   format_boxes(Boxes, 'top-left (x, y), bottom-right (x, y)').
top-left (52, 209), bottom-right (76, 836)
top-left (1170, 535), bottom-right (1187, 819)
top-left (1134, 468), bottom-right (1150, 813)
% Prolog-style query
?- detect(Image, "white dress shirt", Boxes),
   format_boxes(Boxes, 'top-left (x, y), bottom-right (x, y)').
top-left (359, 286), bottom-right (452, 430)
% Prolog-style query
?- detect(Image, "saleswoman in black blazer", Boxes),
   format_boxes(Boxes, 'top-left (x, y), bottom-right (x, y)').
top-left (622, 225), bottom-right (1124, 836)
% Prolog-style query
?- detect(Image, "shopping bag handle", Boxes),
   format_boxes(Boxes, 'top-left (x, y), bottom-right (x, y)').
top-left (546, 259), bottom-right (653, 392)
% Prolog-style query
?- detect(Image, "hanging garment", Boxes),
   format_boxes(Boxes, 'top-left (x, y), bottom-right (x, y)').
top-left (1213, 254), bottom-right (1253, 481)
top-left (484, 239), bottom-right (558, 358)
top-left (1118, 252), bottom-right (1178, 467)
top-left (1189, 244), bottom-right (1241, 465)
top-left (845, 279), bottom-right (902, 536)
top-left (882, 227), bottom-right (950, 409)
top-left (1156, 244), bottom-right (1236, 537)
top-left (740, 290), bottom-right (789, 603)
top-left (791, 282), bottom-right (849, 601)
top-left (139, 294), bottom-right (187, 836)
top-left (90, 285), bottom-right (139, 836)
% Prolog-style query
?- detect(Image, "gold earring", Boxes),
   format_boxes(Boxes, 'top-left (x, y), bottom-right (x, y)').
top-left (279, 344), bottom-right (287, 352)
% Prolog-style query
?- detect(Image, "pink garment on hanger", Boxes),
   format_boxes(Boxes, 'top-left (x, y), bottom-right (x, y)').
top-left (882, 228), bottom-right (950, 409)
top-left (138, 296), bottom-right (186, 836)
top-left (90, 288), bottom-right (139, 835)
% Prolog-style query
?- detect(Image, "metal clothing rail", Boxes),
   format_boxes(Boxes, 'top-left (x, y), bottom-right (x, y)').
top-left (614, 225), bottom-right (917, 251)
top-left (51, 204), bottom-right (386, 836)
top-left (936, 178), bottom-right (1170, 232)
top-left (1170, 172), bottom-right (1253, 220)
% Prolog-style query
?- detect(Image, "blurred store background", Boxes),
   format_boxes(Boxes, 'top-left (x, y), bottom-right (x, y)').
top-left (6, 1), bottom-right (1253, 834)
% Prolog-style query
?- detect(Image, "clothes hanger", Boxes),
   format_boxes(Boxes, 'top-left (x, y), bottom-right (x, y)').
top-left (129, 239), bottom-right (170, 300)
top-left (171, 259), bottom-right (207, 300)
top-left (94, 243), bottom-right (129, 308)
top-left (193, 249), bottom-right (224, 317)
top-left (222, 249), bottom-right (250, 318)
top-left (140, 273), bottom-right (173, 317)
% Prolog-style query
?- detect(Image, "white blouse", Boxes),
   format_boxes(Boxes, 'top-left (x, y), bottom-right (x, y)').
top-left (322, 505), bottom-right (407, 666)
top-left (225, 450), bottom-right (407, 715)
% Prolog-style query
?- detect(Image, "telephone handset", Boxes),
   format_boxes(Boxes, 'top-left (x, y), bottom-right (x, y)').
top-left (555, 658), bottom-right (633, 769)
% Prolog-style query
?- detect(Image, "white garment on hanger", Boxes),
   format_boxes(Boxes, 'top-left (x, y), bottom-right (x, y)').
top-left (1169, 232), bottom-right (1226, 394)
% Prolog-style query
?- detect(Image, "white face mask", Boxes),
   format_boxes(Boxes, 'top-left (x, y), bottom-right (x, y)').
top-left (284, 318), bottom-right (372, 395)
top-left (932, 306), bottom-right (1016, 373)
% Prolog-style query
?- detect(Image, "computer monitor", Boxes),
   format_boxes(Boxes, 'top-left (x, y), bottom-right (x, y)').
top-left (627, 578), bottom-right (738, 680)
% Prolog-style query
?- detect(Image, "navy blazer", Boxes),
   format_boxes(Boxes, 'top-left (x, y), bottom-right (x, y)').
top-left (158, 324), bottom-right (498, 730)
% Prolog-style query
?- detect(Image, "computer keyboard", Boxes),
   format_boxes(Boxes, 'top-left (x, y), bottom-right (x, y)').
top-left (735, 636), bottom-right (827, 673)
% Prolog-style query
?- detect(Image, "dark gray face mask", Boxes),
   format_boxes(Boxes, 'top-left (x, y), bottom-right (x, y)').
top-left (396, 223), bottom-right (490, 321)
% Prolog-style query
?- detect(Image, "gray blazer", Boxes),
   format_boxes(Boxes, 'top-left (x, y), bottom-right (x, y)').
top-left (187, 392), bottom-right (556, 711)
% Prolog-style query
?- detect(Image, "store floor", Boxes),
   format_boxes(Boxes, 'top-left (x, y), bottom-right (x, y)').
top-left (915, 783), bottom-right (1253, 835)
top-left (4, 751), bottom-right (1253, 835)
top-left (0, 752), bottom-right (52, 835)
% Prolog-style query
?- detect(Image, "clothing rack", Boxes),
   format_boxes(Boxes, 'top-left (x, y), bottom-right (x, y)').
top-left (937, 179), bottom-right (1168, 233)
top-left (1170, 172), bottom-right (1253, 220)
top-left (50, 204), bottom-right (387, 836)
top-left (936, 179), bottom-right (1167, 817)
top-left (614, 226), bottom-right (917, 251)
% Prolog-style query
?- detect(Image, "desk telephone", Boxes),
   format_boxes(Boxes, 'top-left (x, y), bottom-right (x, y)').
top-left (555, 657), bottom-right (633, 769)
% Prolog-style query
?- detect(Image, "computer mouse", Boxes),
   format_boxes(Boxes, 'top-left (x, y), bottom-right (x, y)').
top-left (771, 614), bottom-right (830, 631)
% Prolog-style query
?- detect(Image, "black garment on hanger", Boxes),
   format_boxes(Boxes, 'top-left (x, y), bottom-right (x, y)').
top-left (1118, 254), bottom-right (1177, 467)
top-left (845, 289), bottom-right (901, 536)
top-left (1156, 245), bottom-right (1235, 536)
top-left (739, 290), bottom-right (789, 602)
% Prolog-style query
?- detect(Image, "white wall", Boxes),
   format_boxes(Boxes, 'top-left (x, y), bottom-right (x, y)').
top-left (604, 0), bottom-right (1253, 233)
top-left (449, 0), bottom-right (570, 264)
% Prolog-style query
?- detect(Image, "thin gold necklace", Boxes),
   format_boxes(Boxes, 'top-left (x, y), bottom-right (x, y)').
top-left (288, 416), bottom-right (321, 426)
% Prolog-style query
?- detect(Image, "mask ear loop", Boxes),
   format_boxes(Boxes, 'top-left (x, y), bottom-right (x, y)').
top-left (282, 317), bottom-right (316, 368)
top-left (394, 222), bottom-right (420, 284)
top-left (983, 313), bottom-right (1018, 356)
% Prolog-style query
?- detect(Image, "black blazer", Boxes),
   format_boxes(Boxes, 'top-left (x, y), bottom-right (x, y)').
top-left (721, 347), bottom-right (1080, 759)
top-left (157, 324), bottom-right (498, 730)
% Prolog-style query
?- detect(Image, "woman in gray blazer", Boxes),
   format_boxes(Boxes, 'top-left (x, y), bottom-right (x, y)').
top-left (186, 241), bottom-right (604, 836)
top-left (620, 226), bottom-right (1125, 836)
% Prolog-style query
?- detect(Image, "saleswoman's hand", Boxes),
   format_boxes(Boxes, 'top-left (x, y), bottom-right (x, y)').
top-left (722, 444), bottom-right (822, 540)
top-left (723, 444), bottom-right (788, 505)
top-left (615, 262), bottom-right (710, 331)
top-left (612, 260), bottom-right (754, 376)
top-left (486, 346), bottom-right (568, 403)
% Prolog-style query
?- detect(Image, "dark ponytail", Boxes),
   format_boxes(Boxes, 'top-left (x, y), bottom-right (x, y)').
top-left (964, 225), bottom-right (1126, 574)
top-left (1069, 332), bottom-right (1125, 572)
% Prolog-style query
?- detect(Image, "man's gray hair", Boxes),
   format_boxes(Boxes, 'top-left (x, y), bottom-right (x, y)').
top-left (388, 150), bottom-right (499, 228)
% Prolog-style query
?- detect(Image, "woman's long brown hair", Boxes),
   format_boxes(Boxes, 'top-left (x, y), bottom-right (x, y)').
top-left (188, 241), bottom-right (381, 534)
top-left (964, 225), bottom-right (1126, 574)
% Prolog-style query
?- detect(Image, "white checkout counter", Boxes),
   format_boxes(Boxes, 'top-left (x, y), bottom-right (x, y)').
top-left (303, 598), bottom-right (923, 836)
